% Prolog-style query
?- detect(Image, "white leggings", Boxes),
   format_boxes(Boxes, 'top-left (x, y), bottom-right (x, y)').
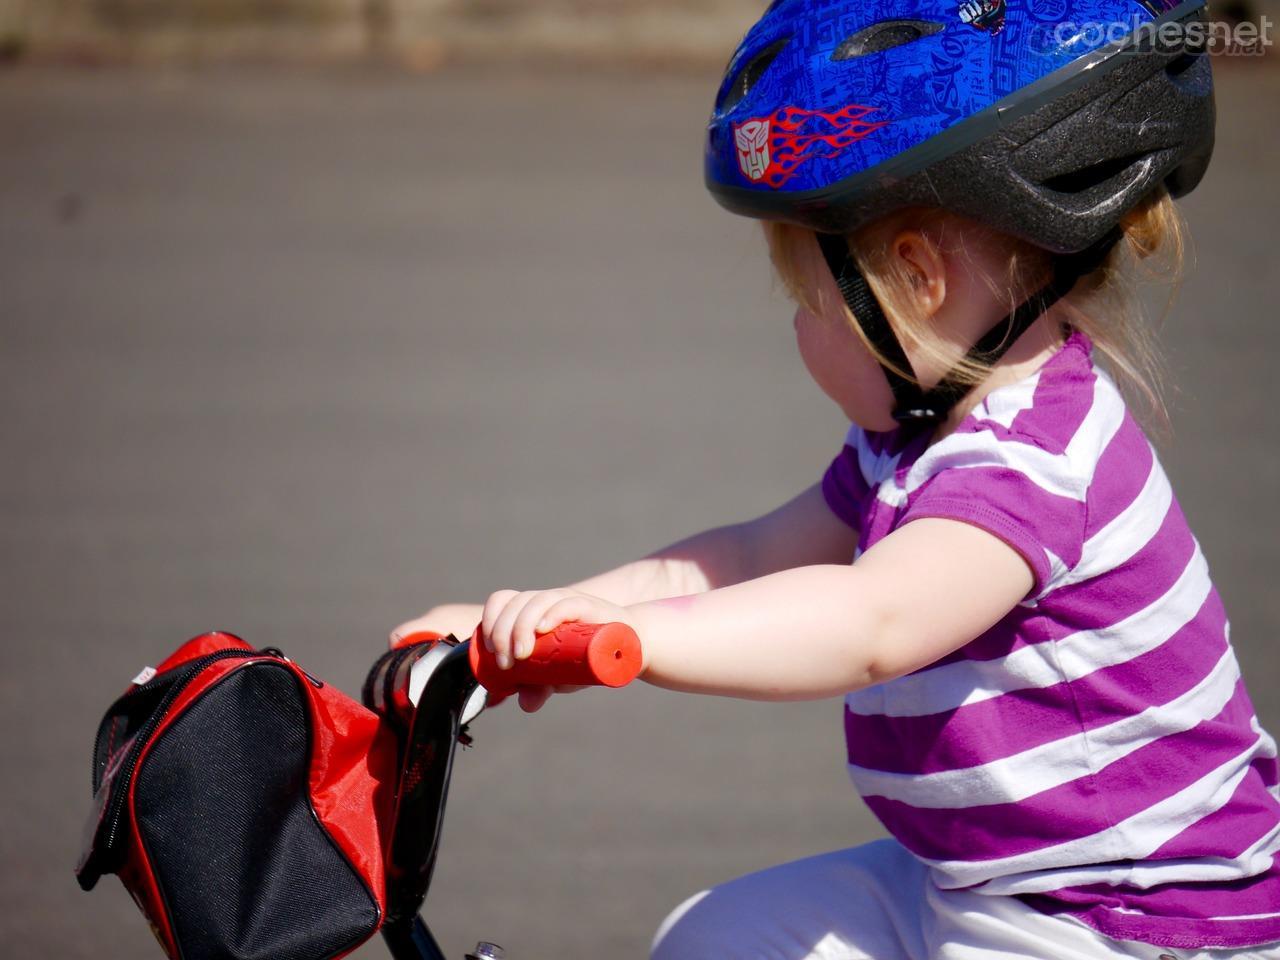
top-left (650, 839), bottom-right (1280, 960)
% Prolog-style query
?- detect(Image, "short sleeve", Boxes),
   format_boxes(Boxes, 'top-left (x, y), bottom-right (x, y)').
top-left (897, 431), bottom-right (1089, 597)
top-left (821, 424), bottom-right (871, 531)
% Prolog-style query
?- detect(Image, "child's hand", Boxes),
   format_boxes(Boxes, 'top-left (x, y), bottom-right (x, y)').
top-left (479, 587), bottom-right (638, 713)
top-left (389, 603), bottom-right (483, 647)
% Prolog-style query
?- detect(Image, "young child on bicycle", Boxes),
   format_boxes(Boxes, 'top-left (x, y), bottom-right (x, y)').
top-left (394, 0), bottom-right (1280, 957)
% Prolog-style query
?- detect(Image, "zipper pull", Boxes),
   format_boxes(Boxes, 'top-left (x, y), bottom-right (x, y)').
top-left (258, 647), bottom-right (323, 689)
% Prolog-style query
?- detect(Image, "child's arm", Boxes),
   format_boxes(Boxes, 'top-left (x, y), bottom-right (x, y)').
top-left (391, 482), bottom-right (857, 643)
top-left (567, 482), bottom-right (858, 601)
top-left (482, 517), bottom-right (1034, 701)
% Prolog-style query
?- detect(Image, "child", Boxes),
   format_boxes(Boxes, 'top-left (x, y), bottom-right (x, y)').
top-left (394, 0), bottom-right (1280, 956)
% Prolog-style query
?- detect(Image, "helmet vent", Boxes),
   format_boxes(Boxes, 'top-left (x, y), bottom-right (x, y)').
top-left (1040, 153), bottom-right (1151, 195)
top-left (833, 20), bottom-right (943, 60)
top-left (720, 36), bottom-right (791, 113)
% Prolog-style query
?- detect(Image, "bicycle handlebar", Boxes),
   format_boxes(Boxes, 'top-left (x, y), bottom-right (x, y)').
top-left (379, 621), bottom-right (642, 958)
top-left (467, 621), bottom-right (643, 704)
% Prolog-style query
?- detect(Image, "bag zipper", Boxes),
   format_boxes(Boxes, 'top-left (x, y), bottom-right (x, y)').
top-left (94, 647), bottom-right (284, 866)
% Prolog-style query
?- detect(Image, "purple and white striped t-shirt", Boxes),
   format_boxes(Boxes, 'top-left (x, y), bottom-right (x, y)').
top-left (821, 330), bottom-right (1280, 950)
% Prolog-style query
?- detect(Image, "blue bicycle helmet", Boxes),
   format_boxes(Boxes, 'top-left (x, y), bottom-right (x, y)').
top-left (706, 0), bottom-right (1214, 428)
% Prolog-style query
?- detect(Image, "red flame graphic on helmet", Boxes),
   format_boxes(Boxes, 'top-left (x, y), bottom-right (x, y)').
top-left (733, 104), bottom-right (887, 189)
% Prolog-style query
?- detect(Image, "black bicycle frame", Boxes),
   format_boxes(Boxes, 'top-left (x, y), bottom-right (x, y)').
top-left (381, 640), bottom-right (481, 960)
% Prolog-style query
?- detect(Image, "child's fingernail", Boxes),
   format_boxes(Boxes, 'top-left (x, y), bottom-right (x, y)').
top-left (515, 639), bottom-right (530, 659)
top-left (536, 618), bottom-right (550, 632)
top-left (497, 653), bottom-right (511, 670)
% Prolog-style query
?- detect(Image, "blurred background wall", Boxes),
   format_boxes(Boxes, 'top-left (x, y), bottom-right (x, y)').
top-left (1, 2), bottom-right (1277, 960)
top-left (0, 0), bottom-right (765, 65)
top-left (1, 0), bottom-right (1272, 64)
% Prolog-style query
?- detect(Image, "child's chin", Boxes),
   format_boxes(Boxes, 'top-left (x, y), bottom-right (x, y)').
top-left (843, 406), bottom-right (898, 434)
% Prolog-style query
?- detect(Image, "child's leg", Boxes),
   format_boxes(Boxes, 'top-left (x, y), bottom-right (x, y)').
top-left (652, 838), bottom-right (1280, 960)
top-left (650, 838), bottom-right (930, 960)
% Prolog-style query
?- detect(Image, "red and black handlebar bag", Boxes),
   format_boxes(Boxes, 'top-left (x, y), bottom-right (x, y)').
top-left (76, 631), bottom-right (400, 960)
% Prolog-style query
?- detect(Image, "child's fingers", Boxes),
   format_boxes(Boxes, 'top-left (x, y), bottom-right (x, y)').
top-left (535, 596), bottom-right (600, 636)
top-left (516, 685), bottom-right (554, 713)
top-left (510, 589), bottom-right (573, 661)
top-left (488, 590), bottom-right (540, 669)
top-left (480, 589), bottom-right (521, 654)
top-left (515, 683), bottom-right (585, 713)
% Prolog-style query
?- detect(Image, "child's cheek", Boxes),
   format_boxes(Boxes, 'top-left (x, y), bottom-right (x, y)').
top-left (794, 309), bottom-right (896, 431)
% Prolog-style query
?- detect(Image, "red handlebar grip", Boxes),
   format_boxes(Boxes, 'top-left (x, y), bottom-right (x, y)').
top-left (468, 621), bottom-right (642, 700)
top-left (392, 630), bottom-right (448, 649)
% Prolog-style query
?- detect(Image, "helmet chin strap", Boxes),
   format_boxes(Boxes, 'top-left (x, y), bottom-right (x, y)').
top-left (815, 229), bottom-right (1121, 436)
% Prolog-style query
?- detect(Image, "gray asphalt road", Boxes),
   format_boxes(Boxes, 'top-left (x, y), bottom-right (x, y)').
top-left (2, 63), bottom-right (1277, 959)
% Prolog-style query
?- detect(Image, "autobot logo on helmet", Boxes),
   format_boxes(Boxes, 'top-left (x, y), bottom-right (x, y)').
top-left (732, 105), bottom-right (887, 189)
top-left (734, 119), bottom-right (771, 182)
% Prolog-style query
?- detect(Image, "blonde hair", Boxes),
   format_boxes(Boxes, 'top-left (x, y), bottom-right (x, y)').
top-left (763, 191), bottom-right (1187, 436)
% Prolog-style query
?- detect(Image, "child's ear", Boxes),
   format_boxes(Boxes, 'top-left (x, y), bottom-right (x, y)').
top-left (891, 230), bottom-right (946, 318)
